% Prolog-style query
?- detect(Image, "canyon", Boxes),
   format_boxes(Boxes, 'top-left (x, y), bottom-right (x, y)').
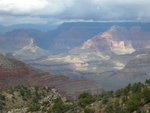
top-left (0, 22), bottom-right (150, 91)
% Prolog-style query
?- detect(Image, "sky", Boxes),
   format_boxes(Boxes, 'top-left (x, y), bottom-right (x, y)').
top-left (0, 0), bottom-right (150, 25)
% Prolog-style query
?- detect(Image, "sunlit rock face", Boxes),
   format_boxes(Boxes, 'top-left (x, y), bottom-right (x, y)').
top-left (101, 32), bottom-right (113, 39)
top-left (81, 26), bottom-right (136, 55)
top-left (0, 31), bottom-right (51, 60)
top-left (0, 23), bottom-right (150, 92)
top-left (108, 26), bottom-right (150, 49)
top-left (81, 40), bottom-right (93, 49)
top-left (13, 38), bottom-right (51, 60)
top-left (110, 40), bottom-right (135, 55)
top-left (61, 25), bottom-right (150, 73)
top-left (34, 25), bottom-right (150, 75)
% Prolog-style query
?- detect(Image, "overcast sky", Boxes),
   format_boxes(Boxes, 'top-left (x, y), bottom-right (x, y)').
top-left (0, 0), bottom-right (149, 25)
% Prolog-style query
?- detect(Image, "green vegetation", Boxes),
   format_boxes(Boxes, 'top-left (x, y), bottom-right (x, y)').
top-left (27, 103), bottom-right (40, 112)
top-left (78, 93), bottom-right (95, 107)
top-left (84, 108), bottom-right (95, 113)
top-left (0, 93), bottom-right (5, 110)
top-left (49, 97), bottom-right (70, 113)
top-left (0, 79), bottom-right (150, 113)
top-left (146, 78), bottom-right (150, 85)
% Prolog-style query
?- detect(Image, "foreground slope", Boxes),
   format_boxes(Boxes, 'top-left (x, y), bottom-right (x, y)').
top-left (0, 79), bottom-right (149, 113)
top-left (0, 55), bottom-right (103, 99)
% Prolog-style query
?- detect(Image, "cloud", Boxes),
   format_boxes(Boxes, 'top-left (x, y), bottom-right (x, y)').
top-left (0, 0), bottom-right (74, 15)
top-left (0, 15), bottom-right (49, 26)
top-left (92, 0), bottom-right (150, 21)
top-left (0, 0), bottom-right (150, 25)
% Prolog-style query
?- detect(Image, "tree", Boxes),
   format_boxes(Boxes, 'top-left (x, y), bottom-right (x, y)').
top-left (145, 78), bottom-right (150, 85)
top-left (105, 101), bottom-right (126, 113)
top-left (78, 93), bottom-right (94, 107)
top-left (143, 88), bottom-right (150, 103)
top-left (84, 108), bottom-right (95, 113)
top-left (126, 93), bottom-right (142, 112)
top-left (131, 82), bottom-right (144, 93)
top-left (51, 97), bottom-right (71, 113)
top-left (0, 94), bottom-right (5, 101)
top-left (115, 89), bottom-right (124, 97)
top-left (27, 103), bottom-right (40, 112)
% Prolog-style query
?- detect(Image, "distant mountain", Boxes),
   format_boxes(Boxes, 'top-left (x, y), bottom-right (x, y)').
top-left (0, 55), bottom-right (103, 99)
top-left (49, 25), bottom-right (150, 73)
top-left (1, 22), bottom-right (150, 91)
top-left (0, 23), bottom-right (57, 33)
top-left (1, 22), bottom-right (150, 54)
top-left (39, 22), bottom-right (150, 53)
top-left (0, 33), bottom-right (32, 53)
top-left (64, 26), bottom-right (150, 90)
top-left (0, 30), bottom-right (51, 60)
top-left (76, 25), bottom-right (150, 54)
top-left (26, 25), bottom-right (150, 91)
top-left (82, 49), bottom-right (150, 90)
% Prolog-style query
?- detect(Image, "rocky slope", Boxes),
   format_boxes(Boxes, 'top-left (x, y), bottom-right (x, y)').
top-left (75, 25), bottom-right (150, 55)
top-left (13, 39), bottom-right (51, 61)
top-left (83, 49), bottom-right (150, 90)
top-left (0, 55), bottom-right (103, 99)
top-left (63, 25), bottom-right (150, 72)
top-left (0, 80), bottom-right (149, 113)
top-left (0, 34), bottom-right (31, 53)
top-left (0, 30), bottom-right (51, 60)
top-left (36, 26), bottom-right (138, 74)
